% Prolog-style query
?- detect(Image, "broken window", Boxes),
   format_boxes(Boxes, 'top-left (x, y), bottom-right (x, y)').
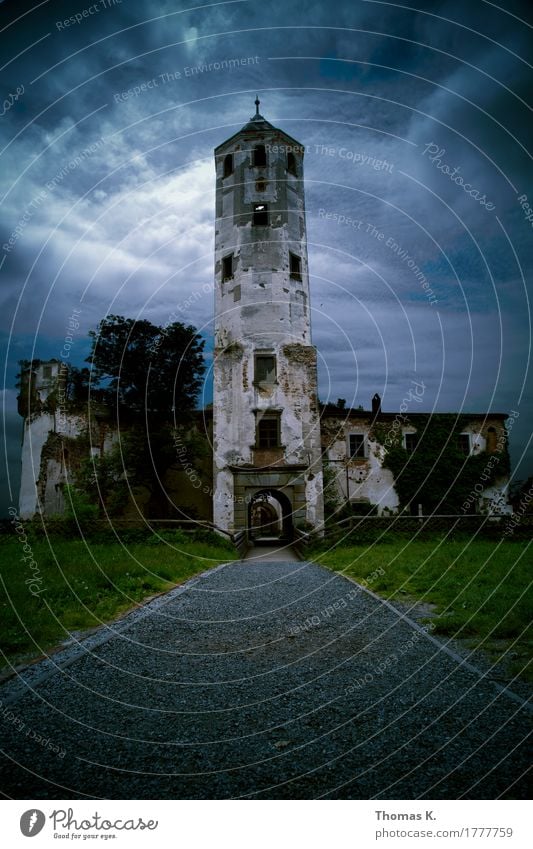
top-left (257, 414), bottom-right (280, 448)
top-left (289, 252), bottom-right (302, 280)
top-left (222, 254), bottom-right (233, 281)
top-left (255, 355), bottom-right (276, 385)
top-left (457, 433), bottom-right (471, 455)
top-left (253, 203), bottom-right (268, 226)
top-left (349, 433), bottom-right (365, 458)
top-left (253, 144), bottom-right (266, 167)
top-left (223, 153), bottom-right (233, 178)
top-left (287, 151), bottom-right (297, 175)
top-left (404, 432), bottom-right (418, 453)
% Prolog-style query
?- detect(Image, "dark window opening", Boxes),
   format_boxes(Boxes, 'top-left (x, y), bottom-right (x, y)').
top-left (349, 434), bottom-right (365, 458)
top-left (255, 355), bottom-right (276, 385)
top-left (222, 254), bottom-right (233, 281)
top-left (253, 144), bottom-right (266, 167)
top-left (255, 180), bottom-right (267, 192)
top-left (287, 151), bottom-right (297, 175)
top-left (253, 203), bottom-right (268, 226)
top-left (457, 433), bottom-right (471, 455)
top-left (487, 426), bottom-right (498, 453)
top-left (42, 365), bottom-right (52, 380)
top-left (223, 153), bottom-right (233, 178)
top-left (257, 415), bottom-right (280, 448)
top-left (289, 252), bottom-right (302, 280)
top-left (404, 433), bottom-right (419, 453)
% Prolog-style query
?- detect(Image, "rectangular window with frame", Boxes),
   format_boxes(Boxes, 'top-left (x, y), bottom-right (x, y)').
top-left (257, 414), bottom-right (280, 448)
top-left (289, 252), bottom-right (302, 281)
top-left (255, 355), bottom-right (276, 385)
top-left (222, 254), bottom-right (233, 281)
top-left (349, 433), bottom-right (365, 458)
top-left (253, 203), bottom-right (268, 226)
top-left (42, 365), bottom-right (52, 380)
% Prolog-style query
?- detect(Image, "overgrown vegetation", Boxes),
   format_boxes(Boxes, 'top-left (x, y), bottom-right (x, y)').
top-left (314, 538), bottom-right (532, 678)
top-left (371, 414), bottom-right (510, 513)
top-left (322, 461), bottom-right (342, 518)
top-left (16, 315), bottom-right (208, 519)
top-left (0, 530), bottom-right (234, 667)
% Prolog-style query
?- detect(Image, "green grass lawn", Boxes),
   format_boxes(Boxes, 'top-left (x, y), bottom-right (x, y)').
top-left (0, 532), bottom-right (235, 668)
top-left (313, 538), bottom-right (532, 676)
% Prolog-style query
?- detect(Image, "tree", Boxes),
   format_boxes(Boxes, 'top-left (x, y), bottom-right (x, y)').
top-left (87, 315), bottom-right (205, 421)
top-left (81, 315), bottom-right (206, 517)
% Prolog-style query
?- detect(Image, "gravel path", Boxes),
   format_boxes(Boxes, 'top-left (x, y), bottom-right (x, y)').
top-left (0, 559), bottom-right (531, 799)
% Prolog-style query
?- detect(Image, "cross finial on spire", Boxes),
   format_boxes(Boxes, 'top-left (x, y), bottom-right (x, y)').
top-left (255, 94), bottom-right (260, 116)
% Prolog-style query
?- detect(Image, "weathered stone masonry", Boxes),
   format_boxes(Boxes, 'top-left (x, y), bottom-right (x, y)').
top-left (212, 100), bottom-right (325, 535)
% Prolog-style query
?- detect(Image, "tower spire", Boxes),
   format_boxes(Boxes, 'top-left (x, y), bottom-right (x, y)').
top-left (255, 94), bottom-right (260, 116)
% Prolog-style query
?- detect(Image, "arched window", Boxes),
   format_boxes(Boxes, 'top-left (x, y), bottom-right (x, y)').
top-left (223, 153), bottom-right (233, 178)
top-left (253, 144), bottom-right (266, 167)
top-left (487, 426), bottom-right (498, 453)
top-left (287, 151), bottom-right (297, 175)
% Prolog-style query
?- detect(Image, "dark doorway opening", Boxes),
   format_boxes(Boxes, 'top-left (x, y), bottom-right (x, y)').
top-left (248, 489), bottom-right (293, 543)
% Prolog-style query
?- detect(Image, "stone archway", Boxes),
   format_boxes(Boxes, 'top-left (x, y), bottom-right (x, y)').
top-left (248, 488), bottom-right (293, 542)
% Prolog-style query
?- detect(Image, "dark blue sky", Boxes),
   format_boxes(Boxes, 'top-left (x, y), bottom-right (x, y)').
top-left (1, 0), bottom-right (532, 515)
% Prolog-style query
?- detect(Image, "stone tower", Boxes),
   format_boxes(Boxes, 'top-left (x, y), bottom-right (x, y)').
top-left (212, 99), bottom-right (324, 539)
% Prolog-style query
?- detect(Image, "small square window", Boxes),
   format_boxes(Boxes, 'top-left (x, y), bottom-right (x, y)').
top-left (404, 433), bottom-right (418, 453)
top-left (289, 252), bottom-right (301, 280)
top-left (349, 434), bottom-right (365, 458)
top-left (253, 203), bottom-right (268, 226)
top-left (257, 415), bottom-right (280, 448)
top-left (255, 355), bottom-right (276, 385)
top-left (458, 433), bottom-right (471, 455)
top-left (222, 254), bottom-right (233, 281)
top-left (255, 180), bottom-right (267, 192)
top-left (253, 144), bottom-right (266, 167)
top-left (42, 365), bottom-right (52, 380)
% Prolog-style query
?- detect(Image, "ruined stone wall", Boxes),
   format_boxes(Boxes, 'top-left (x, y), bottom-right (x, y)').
top-left (322, 415), bottom-right (399, 514)
top-left (19, 406), bottom-right (214, 522)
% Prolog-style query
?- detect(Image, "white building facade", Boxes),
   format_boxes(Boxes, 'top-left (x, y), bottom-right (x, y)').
top-left (212, 101), bottom-right (324, 537)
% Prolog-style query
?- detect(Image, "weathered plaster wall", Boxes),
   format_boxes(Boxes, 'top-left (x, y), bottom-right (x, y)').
top-left (323, 415), bottom-right (399, 514)
top-left (321, 413), bottom-right (511, 515)
top-left (212, 118), bottom-right (324, 534)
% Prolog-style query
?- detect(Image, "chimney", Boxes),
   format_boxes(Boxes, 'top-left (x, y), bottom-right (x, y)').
top-left (372, 393), bottom-right (381, 416)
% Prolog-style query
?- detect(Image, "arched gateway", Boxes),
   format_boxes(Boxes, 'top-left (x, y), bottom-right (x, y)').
top-left (248, 488), bottom-right (293, 542)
